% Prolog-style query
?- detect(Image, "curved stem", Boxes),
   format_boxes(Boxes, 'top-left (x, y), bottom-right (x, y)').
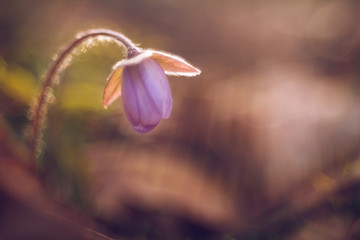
top-left (29, 28), bottom-right (138, 161)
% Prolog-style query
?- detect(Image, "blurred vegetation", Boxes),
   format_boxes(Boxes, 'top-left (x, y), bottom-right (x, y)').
top-left (2, 0), bottom-right (360, 239)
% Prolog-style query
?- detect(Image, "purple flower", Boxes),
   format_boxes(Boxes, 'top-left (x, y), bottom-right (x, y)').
top-left (103, 49), bottom-right (201, 133)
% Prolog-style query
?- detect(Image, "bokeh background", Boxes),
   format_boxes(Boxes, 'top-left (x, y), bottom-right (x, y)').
top-left (2, 0), bottom-right (360, 239)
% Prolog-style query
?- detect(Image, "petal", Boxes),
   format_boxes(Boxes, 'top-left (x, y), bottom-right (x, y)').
top-left (112, 50), bottom-right (153, 69)
top-left (138, 58), bottom-right (173, 119)
top-left (122, 64), bottom-right (163, 133)
top-left (149, 50), bottom-right (201, 77)
top-left (113, 49), bottom-right (201, 77)
top-left (103, 67), bottom-right (123, 108)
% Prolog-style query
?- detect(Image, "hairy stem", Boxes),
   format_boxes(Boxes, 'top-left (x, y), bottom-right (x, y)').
top-left (29, 29), bottom-right (138, 161)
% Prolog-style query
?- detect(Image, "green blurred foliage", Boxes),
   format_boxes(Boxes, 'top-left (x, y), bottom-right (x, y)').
top-left (0, 57), bottom-right (37, 104)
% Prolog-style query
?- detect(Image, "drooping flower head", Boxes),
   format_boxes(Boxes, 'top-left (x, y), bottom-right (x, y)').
top-left (103, 47), bottom-right (201, 133)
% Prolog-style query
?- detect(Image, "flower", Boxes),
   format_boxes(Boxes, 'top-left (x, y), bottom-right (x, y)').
top-left (103, 49), bottom-right (201, 133)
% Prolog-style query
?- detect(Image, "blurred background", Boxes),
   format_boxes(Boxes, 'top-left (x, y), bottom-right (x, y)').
top-left (1, 0), bottom-right (360, 239)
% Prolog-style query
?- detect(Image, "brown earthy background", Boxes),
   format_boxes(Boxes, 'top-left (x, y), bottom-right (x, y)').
top-left (1, 0), bottom-right (360, 239)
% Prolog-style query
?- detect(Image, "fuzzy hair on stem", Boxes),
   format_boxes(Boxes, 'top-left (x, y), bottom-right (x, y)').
top-left (28, 29), bottom-right (139, 162)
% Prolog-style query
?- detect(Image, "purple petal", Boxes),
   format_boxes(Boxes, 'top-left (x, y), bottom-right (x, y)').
top-left (122, 61), bottom-right (165, 133)
top-left (138, 58), bottom-right (173, 119)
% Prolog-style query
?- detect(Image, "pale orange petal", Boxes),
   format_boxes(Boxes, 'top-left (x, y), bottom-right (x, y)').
top-left (150, 50), bottom-right (201, 77)
top-left (103, 67), bottom-right (123, 108)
